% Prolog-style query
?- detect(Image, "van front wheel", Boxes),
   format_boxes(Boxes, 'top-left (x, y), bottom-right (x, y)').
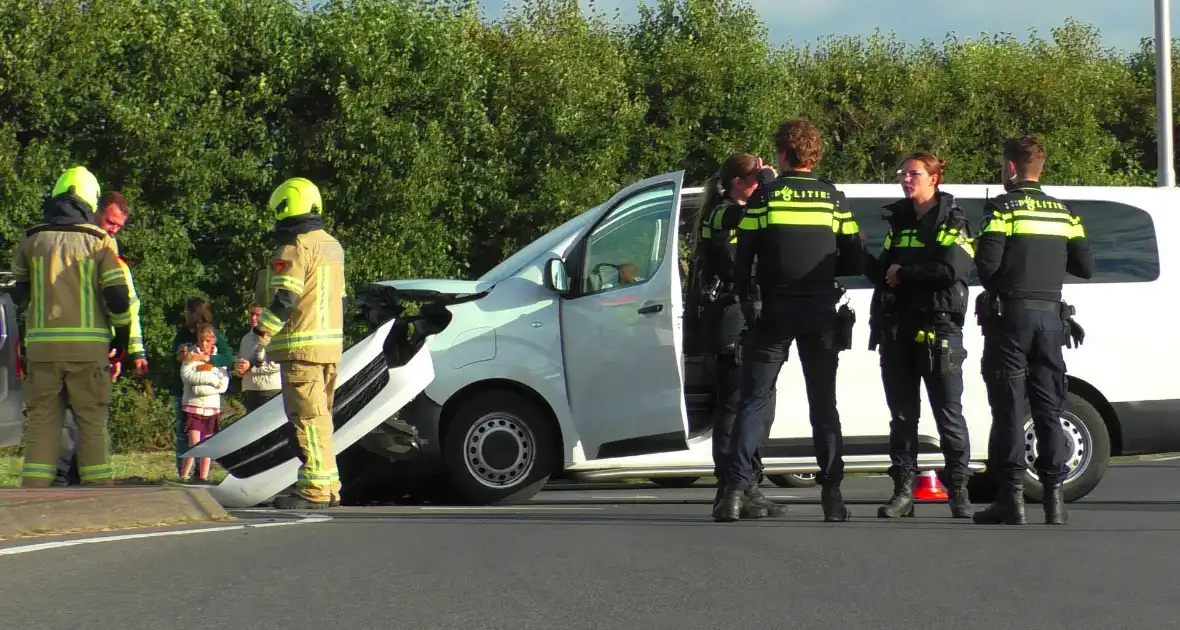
top-left (442, 390), bottom-right (556, 505)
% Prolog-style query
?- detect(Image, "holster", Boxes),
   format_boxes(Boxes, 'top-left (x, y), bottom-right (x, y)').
top-left (834, 303), bottom-right (855, 352)
top-left (974, 291), bottom-right (1003, 329)
top-left (867, 287), bottom-right (897, 351)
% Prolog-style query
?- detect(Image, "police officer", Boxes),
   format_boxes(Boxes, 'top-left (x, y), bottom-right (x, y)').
top-left (691, 152), bottom-right (783, 519)
top-left (55, 191), bottom-right (148, 486)
top-left (11, 166), bottom-right (134, 487)
top-left (250, 177), bottom-right (347, 510)
top-left (972, 135), bottom-right (1093, 526)
top-left (717, 118), bottom-right (865, 523)
top-left (868, 153), bottom-right (975, 519)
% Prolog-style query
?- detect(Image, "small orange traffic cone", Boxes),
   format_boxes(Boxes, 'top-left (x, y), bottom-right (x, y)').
top-left (913, 470), bottom-right (949, 502)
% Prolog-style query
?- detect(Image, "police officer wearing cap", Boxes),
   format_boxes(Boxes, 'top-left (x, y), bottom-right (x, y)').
top-left (716, 118), bottom-right (865, 523)
top-left (973, 135), bottom-right (1093, 526)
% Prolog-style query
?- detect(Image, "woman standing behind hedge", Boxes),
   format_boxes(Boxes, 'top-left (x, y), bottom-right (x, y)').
top-left (169, 297), bottom-right (233, 476)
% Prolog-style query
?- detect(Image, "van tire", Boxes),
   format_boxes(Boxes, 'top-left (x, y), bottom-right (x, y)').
top-left (442, 390), bottom-right (556, 505)
top-left (1021, 391), bottom-right (1110, 504)
top-left (767, 473), bottom-right (819, 489)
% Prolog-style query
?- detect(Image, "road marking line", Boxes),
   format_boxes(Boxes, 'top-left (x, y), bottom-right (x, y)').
top-left (412, 506), bottom-right (604, 512)
top-left (0, 515), bottom-right (332, 557)
top-left (1144, 455), bottom-right (1180, 462)
top-left (590, 495), bottom-right (659, 499)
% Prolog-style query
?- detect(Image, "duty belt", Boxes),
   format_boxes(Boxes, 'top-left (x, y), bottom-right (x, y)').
top-left (1001, 298), bottom-right (1061, 314)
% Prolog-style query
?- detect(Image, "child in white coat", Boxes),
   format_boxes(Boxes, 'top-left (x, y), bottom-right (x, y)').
top-left (179, 323), bottom-right (231, 482)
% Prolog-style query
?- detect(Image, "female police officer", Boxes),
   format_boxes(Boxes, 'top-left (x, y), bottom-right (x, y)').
top-left (867, 153), bottom-right (975, 519)
top-left (689, 152), bottom-right (784, 519)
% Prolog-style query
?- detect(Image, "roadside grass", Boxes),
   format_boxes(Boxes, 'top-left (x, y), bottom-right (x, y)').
top-left (0, 450), bottom-right (227, 488)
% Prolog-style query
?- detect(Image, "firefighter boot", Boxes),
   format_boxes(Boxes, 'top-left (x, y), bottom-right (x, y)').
top-left (878, 470), bottom-right (916, 518)
top-left (273, 493), bottom-right (332, 510)
top-left (745, 485), bottom-right (788, 517)
top-left (1043, 482), bottom-right (1067, 525)
top-left (972, 481), bottom-right (1027, 525)
top-left (821, 484), bottom-right (851, 522)
top-left (947, 473), bottom-right (974, 519)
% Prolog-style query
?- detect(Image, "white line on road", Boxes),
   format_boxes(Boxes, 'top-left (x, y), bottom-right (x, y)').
top-left (0, 514), bottom-right (332, 557)
top-left (411, 506), bottom-right (605, 512)
top-left (1143, 455), bottom-right (1180, 462)
top-left (590, 495), bottom-right (660, 499)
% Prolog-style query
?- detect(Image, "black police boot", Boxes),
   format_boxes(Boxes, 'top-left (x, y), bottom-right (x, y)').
top-left (877, 470), bottom-right (916, 518)
top-left (745, 485), bottom-right (788, 517)
top-left (713, 489), bottom-right (744, 523)
top-left (972, 481), bottom-right (1026, 525)
top-left (947, 474), bottom-right (974, 519)
top-left (821, 484), bottom-right (851, 522)
top-left (712, 485), bottom-right (724, 512)
top-left (1043, 482), bottom-right (1067, 525)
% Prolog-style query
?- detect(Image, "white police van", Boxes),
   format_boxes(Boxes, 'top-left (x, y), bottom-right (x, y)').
top-left (189, 170), bottom-right (1179, 508)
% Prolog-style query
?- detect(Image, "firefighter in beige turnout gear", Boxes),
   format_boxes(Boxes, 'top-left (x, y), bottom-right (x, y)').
top-left (11, 166), bottom-right (134, 487)
top-left (250, 177), bottom-right (346, 510)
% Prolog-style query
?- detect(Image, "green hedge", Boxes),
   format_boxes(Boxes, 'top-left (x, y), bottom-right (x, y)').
top-left (0, 0), bottom-right (1172, 451)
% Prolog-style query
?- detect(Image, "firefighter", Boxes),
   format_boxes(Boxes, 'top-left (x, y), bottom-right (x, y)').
top-left (973, 135), bottom-right (1093, 526)
top-left (249, 177), bottom-right (347, 510)
top-left (691, 152), bottom-right (782, 519)
top-left (867, 153), bottom-right (975, 520)
top-left (11, 166), bottom-right (134, 487)
top-left (717, 119), bottom-right (866, 523)
top-left (54, 191), bottom-right (148, 486)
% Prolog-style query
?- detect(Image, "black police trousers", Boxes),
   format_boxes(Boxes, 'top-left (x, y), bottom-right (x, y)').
top-left (710, 331), bottom-right (777, 483)
top-left (724, 296), bottom-right (842, 492)
top-left (981, 303), bottom-right (1070, 485)
top-left (879, 317), bottom-right (972, 479)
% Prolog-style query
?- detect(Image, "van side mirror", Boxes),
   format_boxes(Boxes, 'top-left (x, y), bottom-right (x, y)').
top-left (543, 257), bottom-right (570, 295)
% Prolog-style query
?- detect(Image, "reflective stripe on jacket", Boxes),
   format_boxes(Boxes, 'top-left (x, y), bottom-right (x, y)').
top-left (257, 229), bottom-right (346, 364)
top-left (12, 223), bottom-right (131, 363)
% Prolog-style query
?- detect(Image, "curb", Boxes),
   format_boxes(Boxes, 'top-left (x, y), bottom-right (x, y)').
top-left (0, 487), bottom-right (232, 541)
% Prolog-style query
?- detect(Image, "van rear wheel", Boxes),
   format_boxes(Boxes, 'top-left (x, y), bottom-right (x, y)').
top-left (442, 390), bottom-right (556, 505)
top-left (1021, 391), bottom-right (1110, 503)
top-left (767, 473), bottom-right (818, 489)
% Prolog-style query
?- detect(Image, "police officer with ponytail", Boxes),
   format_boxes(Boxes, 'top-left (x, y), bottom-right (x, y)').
top-left (690, 152), bottom-right (782, 520)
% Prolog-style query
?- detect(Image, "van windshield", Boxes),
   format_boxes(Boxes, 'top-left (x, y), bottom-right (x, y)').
top-left (477, 206), bottom-right (600, 283)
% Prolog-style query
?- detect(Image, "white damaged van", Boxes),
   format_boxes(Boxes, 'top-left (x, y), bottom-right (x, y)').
top-left (190, 170), bottom-right (1180, 508)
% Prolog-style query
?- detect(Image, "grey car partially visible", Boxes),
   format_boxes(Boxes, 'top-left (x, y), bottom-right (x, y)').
top-left (0, 271), bottom-right (25, 448)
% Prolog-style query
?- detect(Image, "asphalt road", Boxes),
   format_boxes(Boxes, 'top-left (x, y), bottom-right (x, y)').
top-left (2, 459), bottom-right (1179, 629)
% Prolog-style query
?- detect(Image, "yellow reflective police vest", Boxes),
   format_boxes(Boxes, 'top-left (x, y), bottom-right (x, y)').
top-left (699, 205), bottom-right (738, 245)
top-left (11, 223), bottom-right (131, 363)
top-left (115, 254), bottom-right (145, 358)
top-left (980, 196), bottom-right (1085, 240)
top-left (257, 229), bottom-right (346, 364)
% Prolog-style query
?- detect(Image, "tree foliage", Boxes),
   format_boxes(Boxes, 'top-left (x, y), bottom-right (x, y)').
top-left (0, 0), bottom-right (1173, 449)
